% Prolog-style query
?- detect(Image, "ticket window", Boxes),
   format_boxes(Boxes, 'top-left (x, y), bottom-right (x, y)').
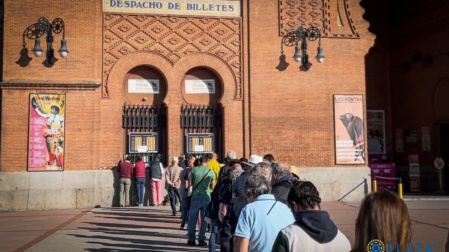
top-left (126, 132), bottom-right (159, 165)
top-left (185, 133), bottom-right (215, 159)
top-left (122, 66), bottom-right (167, 164)
top-left (180, 67), bottom-right (224, 161)
top-left (180, 104), bottom-right (223, 161)
top-left (122, 104), bottom-right (167, 164)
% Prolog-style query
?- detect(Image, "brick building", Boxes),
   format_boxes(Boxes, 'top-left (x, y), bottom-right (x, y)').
top-left (0, 0), bottom-right (377, 211)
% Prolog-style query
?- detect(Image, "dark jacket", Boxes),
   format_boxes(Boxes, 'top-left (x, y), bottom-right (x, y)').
top-left (149, 161), bottom-right (162, 179)
top-left (295, 210), bottom-right (338, 243)
top-left (178, 160), bottom-right (187, 169)
top-left (219, 195), bottom-right (249, 252)
top-left (271, 175), bottom-right (295, 204)
top-left (271, 210), bottom-right (351, 252)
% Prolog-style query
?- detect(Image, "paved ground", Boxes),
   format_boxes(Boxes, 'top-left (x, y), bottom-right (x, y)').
top-left (0, 198), bottom-right (448, 252)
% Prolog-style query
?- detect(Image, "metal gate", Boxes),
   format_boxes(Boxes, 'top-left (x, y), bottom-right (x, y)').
top-left (122, 103), bottom-right (167, 164)
top-left (180, 104), bottom-right (223, 161)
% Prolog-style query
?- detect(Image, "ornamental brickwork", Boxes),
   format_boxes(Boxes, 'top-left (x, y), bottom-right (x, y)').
top-left (103, 14), bottom-right (242, 99)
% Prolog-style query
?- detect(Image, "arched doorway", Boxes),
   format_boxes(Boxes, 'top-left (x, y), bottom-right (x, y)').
top-left (122, 66), bottom-right (168, 164)
top-left (180, 67), bottom-right (224, 161)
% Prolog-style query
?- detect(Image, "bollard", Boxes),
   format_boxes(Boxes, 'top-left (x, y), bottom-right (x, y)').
top-left (373, 178), bottom-right (377, 192)
top-left (398, 180), bottom-right (403, 199)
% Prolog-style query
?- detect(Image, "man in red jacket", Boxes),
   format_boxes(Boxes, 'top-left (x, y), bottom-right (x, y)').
top-left (134, 156), bottom-right (146, 207)
top-left (119, 157), bottom-right (133, 207)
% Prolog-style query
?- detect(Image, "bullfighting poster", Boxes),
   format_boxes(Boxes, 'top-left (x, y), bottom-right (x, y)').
top-left (367, 110), bottom-right (386, 154)
top-left (334, 95), bottom-right (365, 165)
top-left (28, 93), bottom-right (65, 171)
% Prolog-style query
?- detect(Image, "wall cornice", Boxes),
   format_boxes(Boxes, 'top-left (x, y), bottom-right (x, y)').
top-left (0, 82), bottom-right (101, 90)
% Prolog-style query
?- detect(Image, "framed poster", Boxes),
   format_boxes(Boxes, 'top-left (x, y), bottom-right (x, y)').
top-left (367, 110), bottom-right (386, 154)
top-left (129, 132), bottom-right (158, 153)
top-left (334, 95), bottom-right (365, 165)
top-left (28, 93), bottom-right (66, 171)
top-left (186, 133), bottom-right (214, 153)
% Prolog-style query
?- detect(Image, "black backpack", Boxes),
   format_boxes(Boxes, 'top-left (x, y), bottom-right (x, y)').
top-left (204, 177), bottom-right (227, 220)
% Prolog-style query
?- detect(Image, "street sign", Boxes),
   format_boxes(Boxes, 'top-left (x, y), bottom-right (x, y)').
top-left (434, 157), bottom-right (445, 170)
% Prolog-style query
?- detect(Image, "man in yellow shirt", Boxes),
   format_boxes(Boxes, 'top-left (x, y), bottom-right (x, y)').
top-left (207, 152), bottom-right (221, 189)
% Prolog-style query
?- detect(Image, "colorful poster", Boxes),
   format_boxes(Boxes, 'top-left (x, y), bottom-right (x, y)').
top-left (28, 94), bottom-right (65, 171)
top-left (334, 95), bottom-right (365, 164)
top-left (367, 110), bottom-right (386, 154)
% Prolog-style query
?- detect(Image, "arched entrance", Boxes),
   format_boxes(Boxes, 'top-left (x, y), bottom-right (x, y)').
top-left (122, 66), bottom-right (168, 164)
top-left (180, 67), bottom-right (224, 161)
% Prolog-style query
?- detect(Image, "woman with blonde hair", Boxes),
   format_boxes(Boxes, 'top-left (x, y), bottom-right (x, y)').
top-left (352, 188), bottom-right (411, 252)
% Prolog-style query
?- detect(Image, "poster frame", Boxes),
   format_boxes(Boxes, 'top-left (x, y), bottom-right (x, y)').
top-left (367, 109), bottom-right (387, 155)
top-left (333, 94), bottom-right (366, 165)
top-left (27, 93), bottom-right (66, 172)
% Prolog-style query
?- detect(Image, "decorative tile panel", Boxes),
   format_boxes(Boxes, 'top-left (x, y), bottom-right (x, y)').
top-left (103, 14), bottom-right (242, 100)
top-left (279, 0), bottom-right (325, 36)
top-left (279, 0), bottom-right (359, 39)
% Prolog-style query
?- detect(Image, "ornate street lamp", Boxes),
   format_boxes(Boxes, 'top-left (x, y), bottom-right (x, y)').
top-left (23, 17), bottom-right (68, 66)
top-left (281, 26), bottom-right (324, 71)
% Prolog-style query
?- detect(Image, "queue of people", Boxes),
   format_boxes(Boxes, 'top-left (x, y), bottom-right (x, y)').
top-left (118, 151), bottom-right (415, 252)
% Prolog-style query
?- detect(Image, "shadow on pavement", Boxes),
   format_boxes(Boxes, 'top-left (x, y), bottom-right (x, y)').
top-left (70, 207), bottom-right (208, 251)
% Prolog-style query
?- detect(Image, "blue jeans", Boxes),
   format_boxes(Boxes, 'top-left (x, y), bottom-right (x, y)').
top-left (209, 219), bottom-right (220, 252)
top-left (187, 196), bottom-right (210, 242)
top-left (135, 177), bottom-right (145, 205)
top-left (167, 188), bottom-right (182, 214)
top-left (181, 196), bottom-right (190, 227)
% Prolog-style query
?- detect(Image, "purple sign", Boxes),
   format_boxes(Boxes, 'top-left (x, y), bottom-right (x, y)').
top-left (369, 163), bottom-right (396, 190)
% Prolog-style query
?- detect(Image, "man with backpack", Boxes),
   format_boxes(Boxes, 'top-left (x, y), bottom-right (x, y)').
top-left (218, 163), bottom-right (245, 252)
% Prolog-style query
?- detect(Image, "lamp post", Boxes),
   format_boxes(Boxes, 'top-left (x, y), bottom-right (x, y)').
top-left (281, 26), bottom-right (324, 71)
top-left (23, 17), bottom-right (68, 66)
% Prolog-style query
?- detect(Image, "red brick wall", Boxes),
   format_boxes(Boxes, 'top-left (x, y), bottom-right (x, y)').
top-left (1, 0), bottom-right (104, 171)
top-left (1, 0), bottom-right (374, 172)
top-left (1, 88), bottom-right (102, 171)
top-left (246, 0), bottom-right (374, 165)
top-left (3, 0), bottom-right (102, 83)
